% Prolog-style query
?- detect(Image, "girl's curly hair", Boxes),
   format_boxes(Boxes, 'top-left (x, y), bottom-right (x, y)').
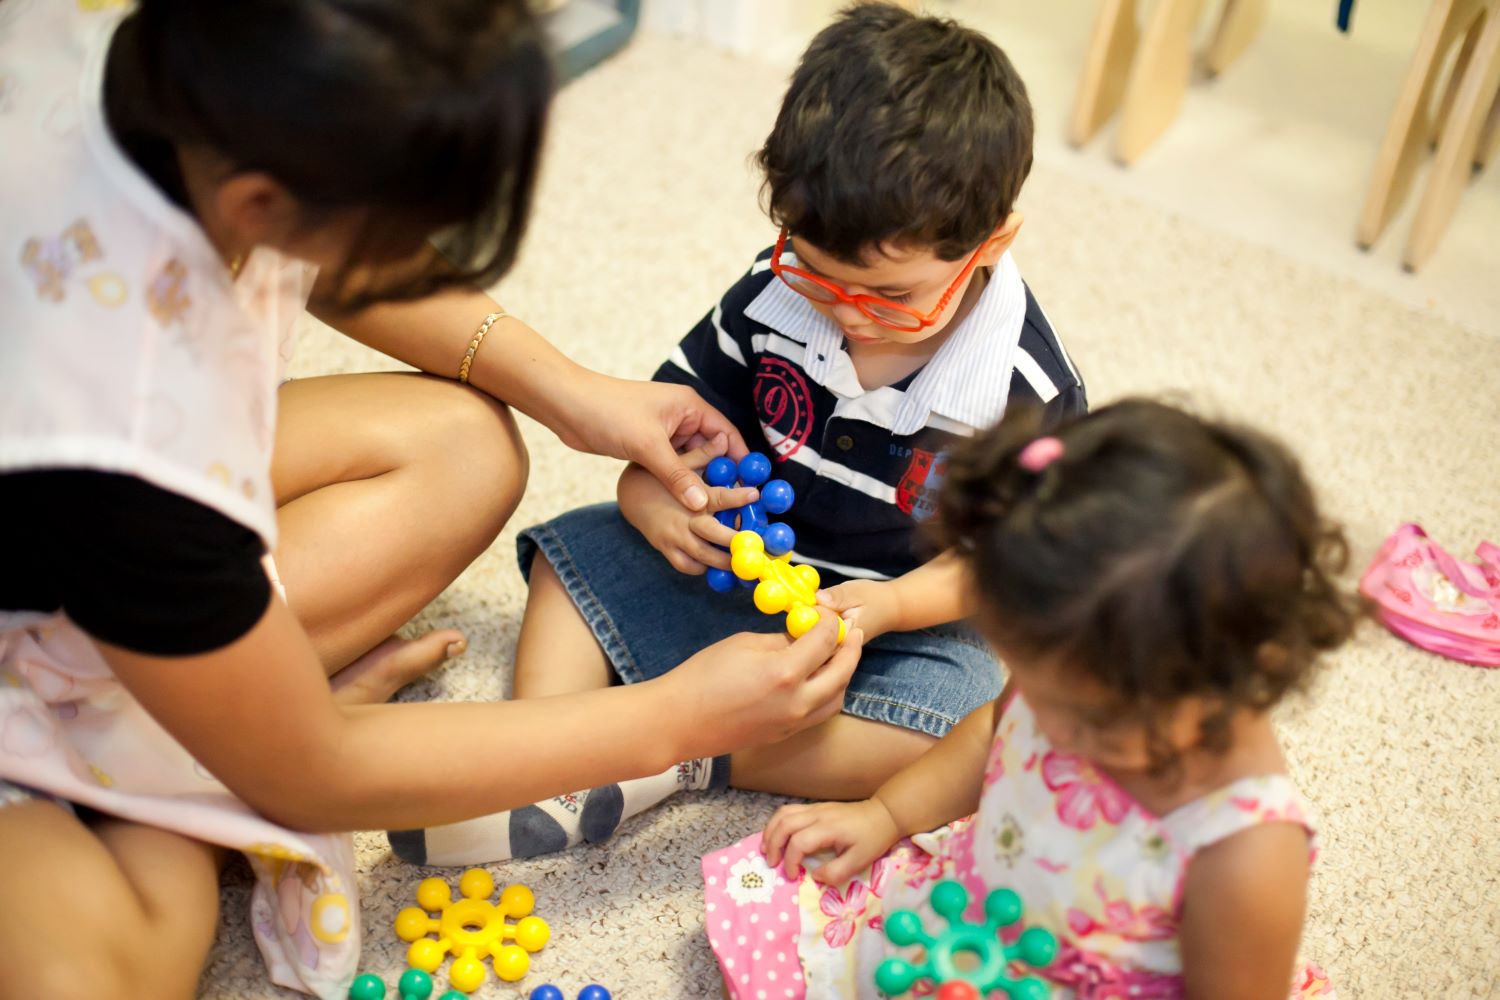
top-left (936, 399), bottom-right (1360, 767)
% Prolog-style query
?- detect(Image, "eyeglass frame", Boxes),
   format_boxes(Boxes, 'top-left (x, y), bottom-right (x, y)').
top-left (767, 226), bottom-right (988, 332)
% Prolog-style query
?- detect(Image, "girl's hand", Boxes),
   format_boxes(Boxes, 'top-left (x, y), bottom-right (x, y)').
top-left (619, 435), bottom-right (759, 574)
top-left (552, 372), bottom-right (749, 512)
top-left (761, 797), bottom-right (902, 885)
top-left (817, 580), bottom-right (904, 641)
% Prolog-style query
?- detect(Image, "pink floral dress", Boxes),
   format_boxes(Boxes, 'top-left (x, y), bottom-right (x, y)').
top-left (701, 694), bottom-right (1335, 999)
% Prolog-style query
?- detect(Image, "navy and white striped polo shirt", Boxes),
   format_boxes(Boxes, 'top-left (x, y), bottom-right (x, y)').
top-left (654, 245), bottom-right (1085, 584)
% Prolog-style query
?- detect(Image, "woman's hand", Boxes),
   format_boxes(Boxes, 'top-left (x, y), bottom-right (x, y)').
top-left (761, 797), bottom-right (902, 885)
top-left (662, 612), bottom-right (864, 757)
top-left (817, 580), bottom-right (905, 641)
top-left (551, 371), bottom-right (749, 512)
top-left (619, 435), bottom-right (758, 574)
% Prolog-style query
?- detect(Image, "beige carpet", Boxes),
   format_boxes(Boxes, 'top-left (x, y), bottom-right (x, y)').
top-left (202, 32), bottom-right (1500, 1000)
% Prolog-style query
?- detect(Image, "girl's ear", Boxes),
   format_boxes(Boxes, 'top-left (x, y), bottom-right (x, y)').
top-left (213, 172), bottom-right (300, 248)
top-left (977, 212), bottom-right (1024, 266)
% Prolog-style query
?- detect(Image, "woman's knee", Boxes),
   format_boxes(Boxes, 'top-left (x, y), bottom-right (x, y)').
top-left (425, 385), bottom-right (530, 529)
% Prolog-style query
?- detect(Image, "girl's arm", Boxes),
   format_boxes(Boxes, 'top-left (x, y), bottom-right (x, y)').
top-left (1178, 824), bottom-right (1311, 1000)
top-left (99, 595), bottom-right (862, 832)
top-left (312, 288), bottom-right (747, 511)
top-left (817, 551), bottom-right (972, 640)
top-left (762, 686), bottom-right (1005, 885)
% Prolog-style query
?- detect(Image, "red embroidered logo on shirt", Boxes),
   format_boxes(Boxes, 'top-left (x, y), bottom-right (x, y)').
top-left (754, 357), bottom-right (814, 460)
top-left (896, 448), bottom-right (947, 519)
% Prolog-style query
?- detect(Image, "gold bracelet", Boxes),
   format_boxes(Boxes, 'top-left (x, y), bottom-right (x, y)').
top-left (458, 310), bottom-right (508, 384)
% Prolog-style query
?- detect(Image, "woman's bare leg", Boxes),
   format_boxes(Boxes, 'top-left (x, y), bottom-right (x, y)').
top-left (270, 372), bottom-right (528, 701)
top-left (0, 801), bottom-right (221, 1000)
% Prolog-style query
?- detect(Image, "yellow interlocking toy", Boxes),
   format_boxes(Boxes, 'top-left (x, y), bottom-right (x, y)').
top-left (395, 868), bottom-right (549, 993)
top-left (729, 530), bottom-right (848, 642)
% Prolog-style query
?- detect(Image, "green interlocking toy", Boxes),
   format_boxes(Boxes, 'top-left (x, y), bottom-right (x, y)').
top-left (875, 880), bottom-right (1058, 1000)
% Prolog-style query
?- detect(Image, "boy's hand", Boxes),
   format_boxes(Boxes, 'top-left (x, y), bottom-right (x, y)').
top-left (761, 797), bottom-right (902, 885)
top-left (619, 434), bottom-right (759, 575)
top-left (817, 580), bottom-right (904, 641)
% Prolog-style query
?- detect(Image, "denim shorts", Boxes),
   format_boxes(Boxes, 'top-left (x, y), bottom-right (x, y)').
top-left (516, 503), bottom-right (1002, 738)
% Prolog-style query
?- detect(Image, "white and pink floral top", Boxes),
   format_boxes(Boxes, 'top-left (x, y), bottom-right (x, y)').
top-left (702, 691), bottom-right (1334, 999)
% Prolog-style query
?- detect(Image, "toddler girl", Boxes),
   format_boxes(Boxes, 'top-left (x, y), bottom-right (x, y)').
top-left (704, 399), bottom-right (1358, 998)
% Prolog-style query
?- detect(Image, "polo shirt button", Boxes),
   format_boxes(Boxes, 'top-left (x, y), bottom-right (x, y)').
top-left (836, 434), bottom-right (855, 451)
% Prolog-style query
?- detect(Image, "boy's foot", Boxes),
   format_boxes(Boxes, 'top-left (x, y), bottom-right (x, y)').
top-left (388, 756), bottom-right (729, 866)
top-left (331, 630), bottom-right (465, 706)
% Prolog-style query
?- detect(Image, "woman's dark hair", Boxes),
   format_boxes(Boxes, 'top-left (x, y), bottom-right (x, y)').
top-left (109, 0), bottom-right (551, 306)
top-left (936, 399), bottom-right (1361, 769)
top-left (756, 1), bottom-right (1033, 266)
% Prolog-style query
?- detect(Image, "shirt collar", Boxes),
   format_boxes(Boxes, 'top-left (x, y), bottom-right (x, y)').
top-left (742, 250), bottom-right (1028, 435)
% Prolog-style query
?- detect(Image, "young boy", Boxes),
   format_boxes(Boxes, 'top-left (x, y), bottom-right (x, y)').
top-left (390, 1), bottom-right (1084, 865)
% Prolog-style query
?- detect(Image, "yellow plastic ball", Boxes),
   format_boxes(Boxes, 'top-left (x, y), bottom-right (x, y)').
top-left (492, 943), bottom-right (531, 982)
top-left (449, 954), bottom-right (487, 993)
top-left (395, 907), bottom-right (432, 942)
top-left (732, 548), bottom-right (767, 580)
top-left (416, 877), bottom-right (453, 912)
top-left (407, 937), bottom-right (446, 973)
top-left (754, 579), bottom-right (791, 614)
top-left (786, 605), bottom-right (821, 638)
top-left (729, 531), bottom-right (763, 556)
top-left (514, 914), bottom-right (551, 952)
top-left (458, 868), bottom-right (494, 901)
top-left (836, 617), bottom-right (848, 643)
top-left (795, 564), bottom-right (820, 592)
top-left (499, 883), bottom-right (535, 917)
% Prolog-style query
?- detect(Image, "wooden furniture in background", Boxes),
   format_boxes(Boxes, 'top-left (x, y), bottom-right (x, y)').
top-left (1356, 0), bottom-right (1500, 270)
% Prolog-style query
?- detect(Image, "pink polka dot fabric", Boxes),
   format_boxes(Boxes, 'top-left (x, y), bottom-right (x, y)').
top-left (701, 832), bottom-right (807, 1000)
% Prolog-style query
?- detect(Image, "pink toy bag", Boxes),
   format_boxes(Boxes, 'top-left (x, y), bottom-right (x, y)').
top-left (1359, 523), bottom-right (1500, 667)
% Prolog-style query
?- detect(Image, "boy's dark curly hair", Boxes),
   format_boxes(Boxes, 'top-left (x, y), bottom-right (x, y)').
top-left (936, 399), bottom-right (1360, 767)
top-left (757, 2), bottom-right (1033, 265)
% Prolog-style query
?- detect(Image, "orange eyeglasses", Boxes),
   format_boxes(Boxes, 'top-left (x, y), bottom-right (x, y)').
top-left (768, 227), bottom-right (986, 332)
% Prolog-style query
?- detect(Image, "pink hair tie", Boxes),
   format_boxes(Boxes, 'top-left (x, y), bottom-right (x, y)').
top-left (1018, 436), bottom-right (1064, 472)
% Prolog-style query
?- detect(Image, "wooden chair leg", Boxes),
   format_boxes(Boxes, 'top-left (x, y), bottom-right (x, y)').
top-left (1204, 0), bottom-right (1268, 77)
top-left (1113, 0), bottom-right (1207, 164)
top-left (1355, 0), bottom-right (1487, 249)
top-left (1069, 0), bottom-right (1141, 147)
top-left (1431, 19), bottom-right (1482, 147)
top-left (1404, 8), bottom-right (1500, 269)
top-left (1474, 86), bottom-right (1500, 166)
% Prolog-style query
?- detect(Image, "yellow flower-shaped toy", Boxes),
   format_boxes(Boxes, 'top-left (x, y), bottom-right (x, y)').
top-left (395, 868), bottom-right (549, 993)
top-left (729, 531), bottom-right (847, 641)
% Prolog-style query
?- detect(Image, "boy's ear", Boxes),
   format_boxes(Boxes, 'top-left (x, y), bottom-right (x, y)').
top-left (977, 212), bottom-right (1024, 265)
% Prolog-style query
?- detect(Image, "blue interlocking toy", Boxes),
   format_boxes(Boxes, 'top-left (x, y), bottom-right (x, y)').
top-left (703, 452), bottom-right (796, 594)
top-left (529, 986), bottom-right (611, 1000)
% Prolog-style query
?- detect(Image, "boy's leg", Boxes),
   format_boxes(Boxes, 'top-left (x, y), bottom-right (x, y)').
top-left (511, 554), bottom-right (613, 698)
top-left (0, 800), bottom-right (220, 1000)
top-left (730, 714), bottom-right (936, 800)
top-left (389, 540), bottom-right (730, 867)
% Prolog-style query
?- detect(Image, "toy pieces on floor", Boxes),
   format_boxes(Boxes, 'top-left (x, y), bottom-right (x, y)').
top-left (704, 452), bottom-right (796, 594)
top-left (395, 868), bottom-right (550, 993)
top-left (876, 879), bottom-right (1057, 1000)
top-left (348, 969), bottom-right (465, 1000)
top-left (529, 986), bottom-right (612, 1000)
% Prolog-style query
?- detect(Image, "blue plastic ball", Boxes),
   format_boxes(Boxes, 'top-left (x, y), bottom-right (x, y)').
top-left (737, 452), bottom-right (772, 487)
top-left (578, 987), bottom-right (613, 1000)
top-left (760, 479), bottom-right (795, 515)
top-left (762, 522), bottom-right (796, 557)
top-left (741, 501), bottom-right (768, 534)
top-left (706, 567), bottom-right (737, 593)
top-left (705, 456), bottom-right (738, 488)
top-left (529, 987), bottom-right (566, 1000)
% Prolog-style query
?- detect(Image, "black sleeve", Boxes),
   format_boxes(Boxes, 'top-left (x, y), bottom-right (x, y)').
top-left (0, 470), bottom-right (272, 656)
top-left (1040, 381), bottom-right (1089, 429)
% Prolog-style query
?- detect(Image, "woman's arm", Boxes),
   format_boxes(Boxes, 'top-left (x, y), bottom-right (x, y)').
top-left (99, 596), bottom-right (862, 832)
top-left (312, 288), bottom-right (746, 510)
